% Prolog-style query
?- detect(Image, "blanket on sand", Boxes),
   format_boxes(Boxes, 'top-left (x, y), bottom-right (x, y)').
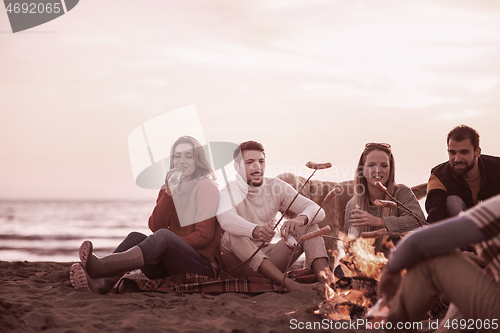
top-left (121, 268), bottom-right (318, 294)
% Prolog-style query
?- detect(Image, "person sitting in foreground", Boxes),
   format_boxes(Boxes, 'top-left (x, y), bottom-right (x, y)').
top-left (344, 143), bottom-right (425, 253)
top-left (70, 136), bottom-right (221, 293)
top-left (378, 194), bottom-right (500, 331)
top-left (216, 141), bottom-right (332, 293)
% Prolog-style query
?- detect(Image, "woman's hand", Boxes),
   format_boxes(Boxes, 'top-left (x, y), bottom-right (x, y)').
top-left (349, 209), bottom-right (386, 228)
top-left (164, 168), bottom-right (183, 195)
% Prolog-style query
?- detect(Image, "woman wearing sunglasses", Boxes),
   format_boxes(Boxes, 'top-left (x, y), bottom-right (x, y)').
top-left (344, 143), bottom-right (425, 254)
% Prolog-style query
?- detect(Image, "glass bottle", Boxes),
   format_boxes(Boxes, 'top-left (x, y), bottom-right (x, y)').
top-left (168, 169), bottom-right (183, 192)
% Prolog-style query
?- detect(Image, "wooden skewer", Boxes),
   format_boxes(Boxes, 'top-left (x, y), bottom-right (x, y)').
top-left (374, 182), bottom-right (428, 227)
top-left (278, 187), bottom-right (339, 292)
top-left (228, 161), bottom-right (332, 273)
top-left (361, 229), bottom-right (406, 238)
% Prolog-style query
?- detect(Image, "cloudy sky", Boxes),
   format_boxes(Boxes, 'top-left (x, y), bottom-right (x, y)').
top-left (1, 0), bottom-right (500, 200)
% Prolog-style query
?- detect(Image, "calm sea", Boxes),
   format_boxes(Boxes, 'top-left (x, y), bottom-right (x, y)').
top-left (0, 199), bottom-right (153, 262)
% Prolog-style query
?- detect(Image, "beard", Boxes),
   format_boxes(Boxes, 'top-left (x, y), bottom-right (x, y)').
top-left (248, 179), bottom-right (263, 187)
top-left (247, 172), bottom-right (263, 187)
top-left (451, 159), bottom-right (476, 177)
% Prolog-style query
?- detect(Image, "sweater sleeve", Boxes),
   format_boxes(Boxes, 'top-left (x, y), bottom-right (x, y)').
top-left (217, 186), bottom-right (256, 238)
top-left (279, 180), bottom-right (325, 224)
top-left (425, 173), bottom-right (449, 223)
top-left (179, 181), bottom-right (219, 249)
top-left (148, 187), bottom-right (175, 232)
top-left (383, 185), bottom-right (425, 233)
top-left (386, 215), bottom-right (488, 273)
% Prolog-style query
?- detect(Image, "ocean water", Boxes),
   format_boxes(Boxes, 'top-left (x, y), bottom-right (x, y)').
top-left (0, 199), bottom-right (305, 263)
top-left (0, 199), bottom-right (153, 262)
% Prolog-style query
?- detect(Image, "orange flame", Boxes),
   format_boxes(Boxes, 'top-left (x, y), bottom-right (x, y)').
top-left (319, 270), bottom-right (336, 300)
top-left (317, 232), bottom-right (387, 320)
top-left (350, 237), bottom-right (387, 280)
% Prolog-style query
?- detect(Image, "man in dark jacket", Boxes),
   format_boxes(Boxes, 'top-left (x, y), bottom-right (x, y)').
top-left (425, 125), bottom-right (500, 223)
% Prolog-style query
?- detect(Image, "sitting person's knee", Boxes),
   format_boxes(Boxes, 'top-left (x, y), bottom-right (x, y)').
top-left (446, 195), bottom-right (467, 217)
top-left (126, 231), bottom-right (147, 243)
top-left (154, 228), bottom-right (174, 238)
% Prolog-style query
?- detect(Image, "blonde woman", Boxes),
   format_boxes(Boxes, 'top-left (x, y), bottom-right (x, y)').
top-left (344, 143), bottom-right (424, 252)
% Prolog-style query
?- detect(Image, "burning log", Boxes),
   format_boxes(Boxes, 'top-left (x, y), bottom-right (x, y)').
top-left (316, 299), bottom-right (367, 321)
top-left (340, 237), bottom-right (387, 280)
top-left (315, 234), bottom-right (387, 321)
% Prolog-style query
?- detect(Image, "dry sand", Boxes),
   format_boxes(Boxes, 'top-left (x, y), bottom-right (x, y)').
top-left (1, 261), bottom-right (430, 333)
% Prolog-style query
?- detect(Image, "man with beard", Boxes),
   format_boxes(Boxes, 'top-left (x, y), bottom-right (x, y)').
top-left (426, 125), bottom-right (500, 223)
top-left (217, 141), bottom-right (331, 293)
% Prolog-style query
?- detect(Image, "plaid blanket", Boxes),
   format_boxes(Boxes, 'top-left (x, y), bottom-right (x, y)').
top-left (121, 268), bottom-right (317, 294)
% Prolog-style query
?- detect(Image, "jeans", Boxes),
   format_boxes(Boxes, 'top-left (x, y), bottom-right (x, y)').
top-left (447, 195), bottom-right (474, 251)
top-left (113, 230), bottom-right (214, 279)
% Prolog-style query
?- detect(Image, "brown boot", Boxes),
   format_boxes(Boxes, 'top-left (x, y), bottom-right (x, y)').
top-left (70, 263), bottom-right (123, 294)
top-left (79, 241), bottom-right (144, 278)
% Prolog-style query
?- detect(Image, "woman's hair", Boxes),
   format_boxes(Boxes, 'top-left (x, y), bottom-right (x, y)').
top-left (169, 136), bottom-right (216, 180)
top-left (352, 143), bottom-right (396, 217)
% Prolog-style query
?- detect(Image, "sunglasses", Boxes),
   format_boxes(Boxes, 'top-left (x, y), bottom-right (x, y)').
top-left (365, 143), bottom-right (391, 150)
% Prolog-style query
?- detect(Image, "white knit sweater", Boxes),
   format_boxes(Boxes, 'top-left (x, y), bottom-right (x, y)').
top-left (217, 174), bottom-right (325, 238)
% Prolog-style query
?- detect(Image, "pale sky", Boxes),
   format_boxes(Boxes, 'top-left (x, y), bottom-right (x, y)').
top-left (1, 0), bottom-right (500, 200)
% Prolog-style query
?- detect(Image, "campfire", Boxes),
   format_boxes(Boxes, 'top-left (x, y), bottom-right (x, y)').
top-left (315, 233), bottom-right (388, 321)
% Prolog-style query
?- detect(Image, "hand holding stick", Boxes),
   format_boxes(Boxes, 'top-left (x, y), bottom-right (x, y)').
top-left (279, 187), bottom-right (338, 292)
top-left (374, 182), bottom-right (428, 226)
top-left (228, 161), bottom-right (332, 273)
top-left (373, 199), bottom-right (398, 210)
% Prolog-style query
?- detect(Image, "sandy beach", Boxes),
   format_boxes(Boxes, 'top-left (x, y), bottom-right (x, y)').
top-left (0, 260), bottom-right (366, 333)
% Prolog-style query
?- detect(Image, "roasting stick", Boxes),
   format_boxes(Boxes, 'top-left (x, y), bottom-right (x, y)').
top-left (228, 161), bottom-right (332, 273)
top-left (360, 229), bottom-right (407, 238)
top-left (278, 188), bottom-right (339, 292)
top-left (374, 181), bottom-right (428, 227)
top-left (359, 182), bottom-right (427, 238)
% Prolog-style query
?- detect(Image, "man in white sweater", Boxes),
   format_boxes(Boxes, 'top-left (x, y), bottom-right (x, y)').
top-left (217, 141), bottom-right (331, 293)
